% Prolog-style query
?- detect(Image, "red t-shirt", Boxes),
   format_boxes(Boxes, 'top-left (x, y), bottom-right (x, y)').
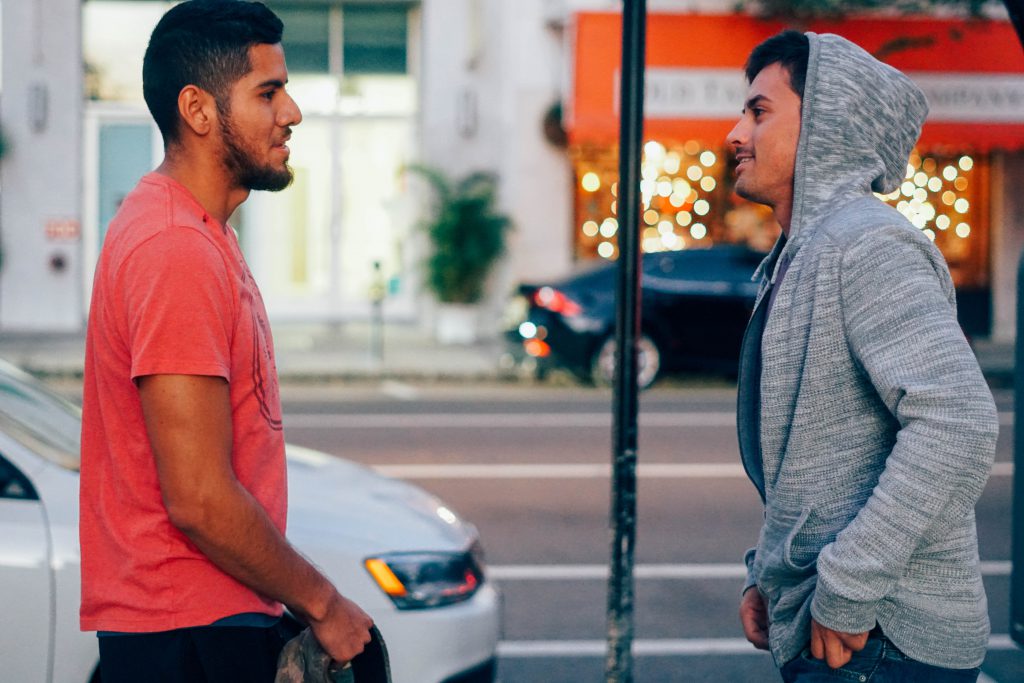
top-left (80, 172), bottom-right (287, 632)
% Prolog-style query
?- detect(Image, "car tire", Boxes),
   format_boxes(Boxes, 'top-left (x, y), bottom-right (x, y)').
top-left (590, 333), bottom-right (661, 390)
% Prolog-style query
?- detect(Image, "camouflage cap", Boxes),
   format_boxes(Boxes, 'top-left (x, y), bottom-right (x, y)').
top-left (275, 625), bottom-right (391, 683)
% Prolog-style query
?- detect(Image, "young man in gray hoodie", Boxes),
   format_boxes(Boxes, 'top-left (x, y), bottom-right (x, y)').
top-left (731, 30), bottom-right (998, 682)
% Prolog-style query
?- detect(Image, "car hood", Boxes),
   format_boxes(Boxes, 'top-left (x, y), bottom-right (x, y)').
top-left (285, 444), bottom-right (477, 555)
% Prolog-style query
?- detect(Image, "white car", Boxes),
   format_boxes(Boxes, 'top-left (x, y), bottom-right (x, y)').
top-left (0, 360), bottom-right (500, 683)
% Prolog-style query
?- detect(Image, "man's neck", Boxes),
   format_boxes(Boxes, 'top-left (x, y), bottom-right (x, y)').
top-left (775, 200), bottom-right (793, 237)
top-left (155, 151), bottom-right (249, 225)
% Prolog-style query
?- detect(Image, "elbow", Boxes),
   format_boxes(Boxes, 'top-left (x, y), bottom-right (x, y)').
top-left (968, 392), bottom-right (1000, 460)
top-left (163, 491), bottom-right (217, 538)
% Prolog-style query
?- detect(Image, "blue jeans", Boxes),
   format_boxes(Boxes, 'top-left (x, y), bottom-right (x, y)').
top-left (780, 632), bottom-right (981, 683)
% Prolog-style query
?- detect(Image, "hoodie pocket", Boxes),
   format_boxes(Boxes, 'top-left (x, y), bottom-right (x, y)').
top-left (756, 505), bottom-right (817, 590)
top-left (781, 506), bottom-right (816, 573)
top-left (757, 505), bottom-right (819, 632)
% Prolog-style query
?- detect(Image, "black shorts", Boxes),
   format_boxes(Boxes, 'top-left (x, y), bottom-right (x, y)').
top-left (98, 618), bottom-right (302, 683)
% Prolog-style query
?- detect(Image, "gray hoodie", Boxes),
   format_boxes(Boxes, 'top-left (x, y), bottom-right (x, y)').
top-left (737, 32), bottom-right (998, 669)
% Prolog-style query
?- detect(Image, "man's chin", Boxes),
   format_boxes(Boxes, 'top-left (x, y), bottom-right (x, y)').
top-left (243, 165), bottom-right (294, 192)
top-left (733, 183), bottom-right (769, 208)
top-left (733, 182), bottom-right (754, 202)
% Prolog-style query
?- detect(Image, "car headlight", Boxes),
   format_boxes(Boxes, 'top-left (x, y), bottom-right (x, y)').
top-left (364, 545), bottom-right (486, 610)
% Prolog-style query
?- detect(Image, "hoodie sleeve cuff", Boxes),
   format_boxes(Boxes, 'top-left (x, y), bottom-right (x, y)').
top-left (810, 581), bottom-right (878, 634)
top-left (742, 547), bottom-right (758, 595)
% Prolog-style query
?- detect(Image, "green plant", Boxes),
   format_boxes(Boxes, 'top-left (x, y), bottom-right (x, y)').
top-left (406, 165), bottom-right (512, 304)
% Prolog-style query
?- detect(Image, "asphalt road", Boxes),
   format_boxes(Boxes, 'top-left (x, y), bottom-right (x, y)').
top-left (280, 381), bottom-right (1021, 683)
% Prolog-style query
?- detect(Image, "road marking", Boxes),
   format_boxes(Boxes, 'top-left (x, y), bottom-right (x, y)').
top-left (372, 461), bottom-right (1014, 479)
top-left (490, 563), bottom-right (747, 580)
top-left (496, 635), bottom-right (1017, 658)
top-left (979, 673), bottom-right (998, 683)
top-left (488, 562), bottom-right (1012, 581)
top-left (284, 412), bottom-right (737, 429)
top-left (287, 410), bottom-right (1017, 429)
top-left (497, 638), bottom-right (760, 657)
top-left (373, 462), bottom-right (748, 479)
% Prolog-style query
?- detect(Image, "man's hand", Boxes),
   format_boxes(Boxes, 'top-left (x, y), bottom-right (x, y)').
top-left (306, 592), bottom-right (374, 665)
top-left (810, 617), bottom-right (868, 668)
top-left (739, 587), bottom-right (769, 650)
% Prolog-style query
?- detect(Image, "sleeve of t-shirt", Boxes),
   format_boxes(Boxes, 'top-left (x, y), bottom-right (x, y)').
top-left (118, 227), bottom-right (236, 382)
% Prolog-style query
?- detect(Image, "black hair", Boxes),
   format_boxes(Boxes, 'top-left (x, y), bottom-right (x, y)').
top-left (142, 0), bottom-right (283, 145)
top-left (745, 30), bottom-right (810, 98)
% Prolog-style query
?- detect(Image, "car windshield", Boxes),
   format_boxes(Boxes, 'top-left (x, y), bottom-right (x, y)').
top-left (0, 360), bottom-right (81, 471)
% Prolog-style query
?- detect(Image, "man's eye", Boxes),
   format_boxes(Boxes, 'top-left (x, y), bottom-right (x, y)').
top-left (261, 91), bottom-right (275, 100)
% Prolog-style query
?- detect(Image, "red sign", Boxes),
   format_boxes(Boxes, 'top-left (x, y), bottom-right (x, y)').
top-left (570, 13), bottom-right (1024, 150)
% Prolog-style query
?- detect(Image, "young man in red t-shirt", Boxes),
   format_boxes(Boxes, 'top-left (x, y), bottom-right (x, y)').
top-left (79, 2), bottom-right (372, 680)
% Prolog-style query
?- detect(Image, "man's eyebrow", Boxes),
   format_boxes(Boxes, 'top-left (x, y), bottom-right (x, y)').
top-left (255, 78), bottom-right (287, 89)
top-left (743, 94), bottom-right (769, 111)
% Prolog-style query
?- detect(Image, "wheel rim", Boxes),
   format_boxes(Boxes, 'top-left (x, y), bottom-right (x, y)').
top-left (594, 335), bottom-right (661, 388)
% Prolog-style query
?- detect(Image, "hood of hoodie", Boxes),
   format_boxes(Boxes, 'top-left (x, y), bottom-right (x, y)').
top-left (781, 32), bottom-right (929, 258)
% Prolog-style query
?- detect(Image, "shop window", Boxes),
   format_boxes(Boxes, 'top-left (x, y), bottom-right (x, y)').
top-left (878, 149), bottom-right (990, 336)
top-left (571, 139), bottom-right (777, 262)
top-left (272, 4), bottom-right (409, 75)
top-left (876, 150), bottom-right (989, 291)
top-left (83, 1), bottom-right (171, 102)
top-left (276, 7), bottom-right (331, 74)
top-left (343, 5), bottom-right (408, 75)
top-left (572, 142), bottom-right (990, 304)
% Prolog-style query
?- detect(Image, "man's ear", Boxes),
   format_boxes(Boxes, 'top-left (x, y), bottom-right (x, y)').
top-left (176, 85), bottom-right (218, 137)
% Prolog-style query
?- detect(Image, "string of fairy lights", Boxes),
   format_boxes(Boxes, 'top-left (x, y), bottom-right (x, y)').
top-left (574, 143), bottom-right (980, 267)
top-left (877, 152), bottom-right (976, 245)
top-left (576, 140), bottom-right (725, 260)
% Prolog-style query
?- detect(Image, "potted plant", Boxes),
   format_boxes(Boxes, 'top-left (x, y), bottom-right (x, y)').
top-left (406, 165), bottom-right (512, 343)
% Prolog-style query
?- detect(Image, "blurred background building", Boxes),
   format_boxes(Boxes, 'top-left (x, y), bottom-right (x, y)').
top-left (1, 0), bottom-right (1022, 341)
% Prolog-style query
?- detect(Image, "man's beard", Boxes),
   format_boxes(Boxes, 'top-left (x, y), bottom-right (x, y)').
top-left (219, 109), bottom-right (293, 192)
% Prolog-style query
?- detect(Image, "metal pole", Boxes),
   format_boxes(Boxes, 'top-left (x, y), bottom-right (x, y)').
top-left (370, 260), bottom-right (385, 365)
top-left (1009, 4), bottom-right (1024, 647)
top-left (1012, 250), bottom-right (1024, 647)
top-left (606, 1), bottom-right (645, 681)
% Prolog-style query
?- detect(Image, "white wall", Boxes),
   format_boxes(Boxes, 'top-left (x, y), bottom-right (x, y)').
top-left (419, 0), bottom-right (574, 319)
top-left (0, 0), bottom-right (84, 331)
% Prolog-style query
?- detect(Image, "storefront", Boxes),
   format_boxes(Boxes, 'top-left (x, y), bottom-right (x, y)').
top-left (567, 12), bottom-right (1024, 336)
top-left (80, 1), bottom-right (420, 322)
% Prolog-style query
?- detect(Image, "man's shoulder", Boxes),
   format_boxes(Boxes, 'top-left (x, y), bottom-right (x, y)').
top-left (102, 177), bottom-right (223, 273)
top-left (808, 198), bottom-right (934, 261)
top-left (109, 175), bottom-right (206, 234)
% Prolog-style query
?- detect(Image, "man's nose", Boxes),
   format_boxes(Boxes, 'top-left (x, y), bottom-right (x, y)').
top-left (726, 118), bottom-right (747, 148)
top-left (280, 93), bottom-right (302, 127)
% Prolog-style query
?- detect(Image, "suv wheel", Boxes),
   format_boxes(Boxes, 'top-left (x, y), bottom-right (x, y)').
top-left (590, 334), bottom-right (661, 389)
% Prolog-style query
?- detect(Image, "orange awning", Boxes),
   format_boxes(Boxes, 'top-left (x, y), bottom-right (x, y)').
top-left (570, 13), bottom-right (1024, 150)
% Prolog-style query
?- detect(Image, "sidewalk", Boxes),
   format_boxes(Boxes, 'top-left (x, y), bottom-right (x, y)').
top-left (0, 321), bottom-right (509, 383)
top-left (0, 322), bottom-right (1015, 387)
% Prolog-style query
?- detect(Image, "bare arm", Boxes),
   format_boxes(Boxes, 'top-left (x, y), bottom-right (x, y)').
top-left (138, 374), bottom-right (372, 662)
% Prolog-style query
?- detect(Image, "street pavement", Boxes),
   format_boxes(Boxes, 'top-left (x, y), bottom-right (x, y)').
top-left (6, 325), bottom-right (1021, 681)
top-left (276, 382), bottom-right (1021, 683)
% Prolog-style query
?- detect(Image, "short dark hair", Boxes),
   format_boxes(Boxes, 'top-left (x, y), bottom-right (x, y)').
top-left (142, 0), bottom-right (283, 145)
top-left (745, 30), bottom-right (810, 98)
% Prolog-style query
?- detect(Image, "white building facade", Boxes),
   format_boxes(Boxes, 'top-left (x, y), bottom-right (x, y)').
top-left (1, 0), bottom-right (1022, 341)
